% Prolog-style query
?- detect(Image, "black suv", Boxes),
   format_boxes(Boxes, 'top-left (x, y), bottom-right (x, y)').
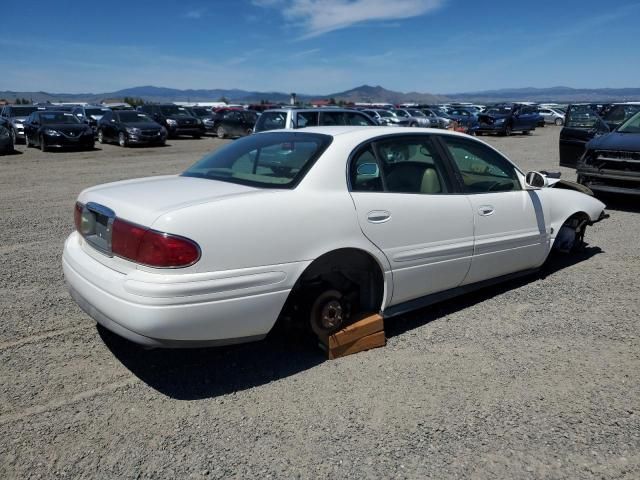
top-left (97, 110), bottom-right (167, 147)
top-left (137, 104), bottom-right (205, 138)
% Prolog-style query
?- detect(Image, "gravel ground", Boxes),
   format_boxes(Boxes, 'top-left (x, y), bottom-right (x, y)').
top-left (1, 127), bottom-right (638, 479)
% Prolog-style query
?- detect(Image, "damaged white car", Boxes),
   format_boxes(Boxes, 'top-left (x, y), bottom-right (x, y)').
top-left (63, 127), bottom-right (608, 347)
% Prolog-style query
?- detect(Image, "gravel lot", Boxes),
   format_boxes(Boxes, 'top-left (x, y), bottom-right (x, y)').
top-left (1, 127), bottom-right (638, 479)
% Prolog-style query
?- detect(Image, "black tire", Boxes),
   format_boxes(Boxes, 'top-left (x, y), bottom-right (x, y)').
top-left (555, 118), bottom-right (564, 126)
top-left (410, 122), bottom-right (418, 127)
top-left (118, 132), bottom-right (128, 148)
top-left (503, 124), bottom-right (512, 136)
top-left (24, 133), bottom-right (30, 148)
top-left (39, 135), bottom-right (48, 152)
top-left (523, 130), bottom-right (531, 135)
top-left (216, 126), bottom-right (226, 139)
top-left (192, 133), bottom-right (201, 139)
top-left (97, 129), bottom-right (105, 144)
top-left (308, 289), bottom-right (351, 337)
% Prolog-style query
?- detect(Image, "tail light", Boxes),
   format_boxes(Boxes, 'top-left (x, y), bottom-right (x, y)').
top-left (111, 218), bottom-right (201, 268)
top-left (74, 202), bottom-right (200, 268)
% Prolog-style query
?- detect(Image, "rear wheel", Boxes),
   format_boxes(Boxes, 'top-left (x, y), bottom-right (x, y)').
top-left (309, 289), bottom-right (352, 337)
top-left (555, 117), bottom-right (564, 126)
top-left (503, 125), bottom-right (512, 136)
top-left (192, 133), bottom-right (201, 139)
top-left (97, 129), bottom-right (105, 144)
top-left (39, 135), bottom-right (48, 152)
top-left (217, 126), bottom-right (226, 139)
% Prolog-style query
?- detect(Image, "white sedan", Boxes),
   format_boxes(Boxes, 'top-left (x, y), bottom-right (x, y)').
top-left (63, 127), bottom-right (607, 348)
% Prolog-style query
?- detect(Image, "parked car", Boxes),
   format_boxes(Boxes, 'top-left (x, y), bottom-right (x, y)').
top-left (445, 108), bottom-right (478, 130)
top-left (361, 109), bottom-right (411, 127)
top-left (538, 107), bottom-right (565, 126)
top-left (473, 104), bottom-right (538, 136)
top-left (254, 108), bottom-right (376, 132)
top-left (0, 104), bottom-right (40, 143)
top-left (576, 110), bottom-right (640, 195)
top-left (24, 111), bottom-right (94, 152)
top-left (392, 109), bottom-right (431, 127)
top-left (63, 126), bottom-right (607, 348)
top-left (0, 119), bottom-right (14, 154)
top-left (185, 106), bottom-right (217, 134)
top-left (215, 110), bottom-right (259, 138)
top-left (419, 108), bottom-right (452, 129)
top-left (71, 105), bottom-right (111, 135)
top-left (137, 104), bottom-right (205, 138)
top-left (559, 103), bottom-right (640, 168)
top-left (97, 110), bottom-right (167, 147)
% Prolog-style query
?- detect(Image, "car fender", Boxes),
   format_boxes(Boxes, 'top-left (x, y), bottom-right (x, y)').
top-left (150, 189), bottom-right (395, 309)
top-left (540, 188), bottom-right (606, 243)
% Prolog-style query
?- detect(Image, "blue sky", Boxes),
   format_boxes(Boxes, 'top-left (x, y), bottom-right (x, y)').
top-left (2, 0), bottom-right (639, 94)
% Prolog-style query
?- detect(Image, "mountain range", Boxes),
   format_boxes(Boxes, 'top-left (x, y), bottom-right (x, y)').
top-left (2, 85), bottom-right (640, 105)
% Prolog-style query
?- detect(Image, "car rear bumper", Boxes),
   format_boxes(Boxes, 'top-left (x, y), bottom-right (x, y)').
top-left (62, 232), bottom-right (301, 347)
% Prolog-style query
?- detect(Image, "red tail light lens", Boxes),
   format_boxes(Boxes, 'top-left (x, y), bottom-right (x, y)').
top-left (111, 218), bottom-right (200, 268)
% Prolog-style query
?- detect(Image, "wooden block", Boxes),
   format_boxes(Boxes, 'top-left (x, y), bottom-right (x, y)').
top-left (328, 331), bottom-right (386, 360)
top-left (322, 313), bottom-right (384, 350)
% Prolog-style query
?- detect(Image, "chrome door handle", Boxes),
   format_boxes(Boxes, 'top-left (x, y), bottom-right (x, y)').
top-left (478, 205), bottom-right (495, 216)
top-left (367, 210), bottom-right (391, 223)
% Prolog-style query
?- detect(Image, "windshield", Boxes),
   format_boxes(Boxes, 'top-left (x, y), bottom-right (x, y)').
top-left (377, 110), bottom-right (394, 118)
top-left (86, 108), bottom-right (108, 116)
top-left (159, 106), bottom-right (190, 116)
top-left (617, 111), bottom-right (640, 133)
top-left (255, 111), bottom-right (287, 132)
top-left (408, 110), bottom-right (426, 117)
top-left (393, 110), bottom-right (410, 118)
top-left (182, 132), bottom-right (332, 188)
top-left (486, 107), bottom-right (512, 115)
top-left (40, 112), bottom-right (82, 125)
top-left (191, 108), bottom-right (211, 117)
top-left (11, 106), bottom-right (38, 117)
top-left (603, 104), bottom-right (640, 124)
top-left (118, 112), bottom-right (155, 123)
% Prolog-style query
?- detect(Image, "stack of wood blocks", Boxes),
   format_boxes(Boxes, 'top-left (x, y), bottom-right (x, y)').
top-left (319, 313), bottom-right (386, 359)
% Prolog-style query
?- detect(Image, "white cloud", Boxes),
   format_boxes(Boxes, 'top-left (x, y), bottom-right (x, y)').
top-left (256, 0), bottom-right (444, 38)
top-left (184, 9), bottom-right (205, 19)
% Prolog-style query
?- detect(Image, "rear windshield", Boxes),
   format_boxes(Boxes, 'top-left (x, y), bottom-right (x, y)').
top-left (85, 108), bottom-right (108, 116)
top-left (182, 132), bottom-right (332, 188)
top-left (565, 105), bottom-right (601, 128)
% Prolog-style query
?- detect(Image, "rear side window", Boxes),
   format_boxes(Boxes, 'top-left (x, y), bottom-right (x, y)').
top-left (182, 132), bottom-right (332, 188)
top-left (441, 136), bottom-right (521, 193)
top-left (255, 111), bottom-right (287, 132)
top-left (295, 111), bottom-right (319, 128)
top-left (320, 111), bottom-right (375, 126)
top-left (350, 136), bottom-right (452, 194)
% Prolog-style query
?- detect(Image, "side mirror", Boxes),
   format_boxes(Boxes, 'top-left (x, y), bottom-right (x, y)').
top-left (525, 171), bottom-right (547, 189)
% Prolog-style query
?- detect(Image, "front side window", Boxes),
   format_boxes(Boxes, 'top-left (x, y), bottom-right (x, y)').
top-left (441, 136), bottom-right (521, 193)
top-left (182, 132), bottom-right (332, 188)
top-left (350, 136), bottom-right (452, 194)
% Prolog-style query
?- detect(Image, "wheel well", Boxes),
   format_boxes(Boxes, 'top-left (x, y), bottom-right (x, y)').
top-left (277, 248), bottom-right (385, 327)
top-left (552, 211), bottom-right (590, 251)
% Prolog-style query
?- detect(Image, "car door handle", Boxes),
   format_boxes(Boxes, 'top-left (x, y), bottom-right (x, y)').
top-left (367, 210), bottom-right (391, 223)
top-left (478, 205), bottom-right (495, 216)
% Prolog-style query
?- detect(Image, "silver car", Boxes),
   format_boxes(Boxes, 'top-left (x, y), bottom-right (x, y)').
top-left (393, 109), bottom-right (431, 127)
top-left (538, 107), bottom-right (565, 126)
top-left (0, 105), bottom-right (41, 143)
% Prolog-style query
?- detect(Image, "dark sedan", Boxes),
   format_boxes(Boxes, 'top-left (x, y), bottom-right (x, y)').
top-left (577, 111), bottom-right (640, 196)
top-left (97, 110), bottom-right (167, 147)
top-left (0, 119), bottom-right (14, 154)
top-left (24, 111), bottom-right (94, 152)
top-left (187, 107), bottom-right (217, 134)
top-left (215, 110), bottom-right (259, 138)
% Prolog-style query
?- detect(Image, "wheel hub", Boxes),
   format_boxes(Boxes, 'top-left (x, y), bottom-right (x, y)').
top-left (320, 300), bottom-right (344, 330)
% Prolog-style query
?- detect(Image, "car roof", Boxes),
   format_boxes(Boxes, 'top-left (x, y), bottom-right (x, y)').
top-left (262, 108), bottom-right (361, 113)
top-left (259, 125), bottom-right (470, 139)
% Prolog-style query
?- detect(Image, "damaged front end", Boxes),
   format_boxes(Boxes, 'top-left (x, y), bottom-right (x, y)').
top-left (577, 148), bottom-right (640, 196)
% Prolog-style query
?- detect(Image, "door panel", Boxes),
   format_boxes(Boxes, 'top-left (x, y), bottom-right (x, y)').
top-left (352, 193), bottom-right (474, 305)
top-left (463, 191), bottom-right (550, 285)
